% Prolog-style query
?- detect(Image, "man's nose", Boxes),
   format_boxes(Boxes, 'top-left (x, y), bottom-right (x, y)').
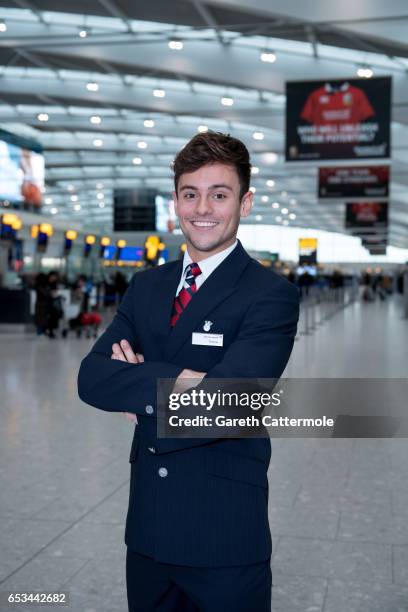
top-left (195, 195), bottom-right (213, 215)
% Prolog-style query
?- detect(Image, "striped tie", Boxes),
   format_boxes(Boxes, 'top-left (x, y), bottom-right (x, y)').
top-left (170, 262), bottom-right (202, 327)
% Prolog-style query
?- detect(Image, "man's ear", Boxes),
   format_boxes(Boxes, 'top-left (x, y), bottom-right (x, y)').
top-left (240, 191), bottom-right (253, 218)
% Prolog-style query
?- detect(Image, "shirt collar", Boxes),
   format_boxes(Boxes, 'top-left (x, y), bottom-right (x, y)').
top-left (182, 240), bottom-right (238, 280)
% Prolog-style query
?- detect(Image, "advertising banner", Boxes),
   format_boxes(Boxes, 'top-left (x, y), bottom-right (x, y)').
top-left (345, 202), bottom-right (388, 229)
top-left (0, 128), bottom-right (44, 208)
top-left (286, 77), bottom-right (391, 161)
top-left (318, 165), bottom-right (389, 198)
top-left (298, 238), bottom-right (318, 265)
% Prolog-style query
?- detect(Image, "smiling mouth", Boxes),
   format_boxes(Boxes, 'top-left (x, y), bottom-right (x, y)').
top-left (190, 220), bottom-right (219, 228)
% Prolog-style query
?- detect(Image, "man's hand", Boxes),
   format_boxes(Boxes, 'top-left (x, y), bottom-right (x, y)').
top-left (112, 339), bottom-right (144, 365)
top-left (111, 339), bottom-right (144, 424)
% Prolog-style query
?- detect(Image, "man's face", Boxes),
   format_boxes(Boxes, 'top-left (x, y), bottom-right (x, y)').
top-left (173, 162), bottom-right (252, 260)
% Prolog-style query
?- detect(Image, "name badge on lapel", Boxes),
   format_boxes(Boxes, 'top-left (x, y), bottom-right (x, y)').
top-left (192, 332), bottom-right (223, 347)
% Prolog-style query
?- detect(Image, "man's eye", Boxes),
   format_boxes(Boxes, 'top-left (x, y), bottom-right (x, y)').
top-left (213, 193), bottom-right (226, 200)
top-left (184, 192), bottom-right (196, 199)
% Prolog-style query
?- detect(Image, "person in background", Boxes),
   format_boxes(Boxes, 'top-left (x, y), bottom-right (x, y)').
top-left (34, 272), bottom-right (49, 336)
top-left (46, 271), bottom-right (63, 338)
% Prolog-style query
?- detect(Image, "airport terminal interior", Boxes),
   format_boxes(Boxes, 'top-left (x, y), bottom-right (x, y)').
top-left (0, 1), bottom-right (408, 611)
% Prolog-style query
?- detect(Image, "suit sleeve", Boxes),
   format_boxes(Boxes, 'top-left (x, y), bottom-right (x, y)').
top-left (156, 282), bottom-right (300, 454)
top-left (77, 275), bottom-right (183, 415)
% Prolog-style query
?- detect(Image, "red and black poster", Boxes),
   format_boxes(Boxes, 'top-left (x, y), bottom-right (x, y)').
top-left (319, 166), bottom-right (389, 198)
top-left (345, 202), bottom-right (388, 229)
top-left (286, 77), bottom-right (391, 161)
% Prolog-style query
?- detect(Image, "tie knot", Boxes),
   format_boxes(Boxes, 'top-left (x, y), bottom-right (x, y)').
top-left (186, 262), bottom-right (201, 279)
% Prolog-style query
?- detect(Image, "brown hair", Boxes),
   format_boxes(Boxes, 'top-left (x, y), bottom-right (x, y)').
top-left (173, 131), bottom-right (251, 200)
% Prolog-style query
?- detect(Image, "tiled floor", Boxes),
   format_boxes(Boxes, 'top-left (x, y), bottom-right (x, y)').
top-left (0, 295), bottom-right (407, 611)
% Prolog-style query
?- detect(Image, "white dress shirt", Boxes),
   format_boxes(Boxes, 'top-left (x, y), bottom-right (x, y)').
top-left (175, 240), bottom-right (238, 296)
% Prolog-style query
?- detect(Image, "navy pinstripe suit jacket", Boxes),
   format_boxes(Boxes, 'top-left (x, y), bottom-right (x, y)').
top-left (78, 240), bottom-right (299, 567)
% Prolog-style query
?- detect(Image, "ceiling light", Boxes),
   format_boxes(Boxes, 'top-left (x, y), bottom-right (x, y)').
top-left (282, 219), bottom-right (289, 226)
top-left (197, 125), bottom-right (208, 133)
top-left (266, 179), bottom-right (275, 187)
top-left (264, 152), bottom-right (278, 164)
top-left (289, 213), bottom-right (296, 220)
top-left (37, 113), bottom-right (49, 122)
top-left (144, 119), bottom-right (155, 128)
top-left (78, 28), bottom-right (89, 38)
top-left (275, 216), bottom-right (282, 222)
top-left (67, 184), bottom-right (75, 191)
top-left (261, 195), bottom-right (269, 203)
top-left (251, 166), bottom-right (259, 174)
top-left (168, 39), bottom-right (183, 50)
top-left (249, 186), bottom-right (256, 193)
top-left (253, 131), bottom-right (264, 140)
top-left (74, 204), bottom-right (81, 211)
top-left (260, 50), bottom-right (276, 63)
top-left (96, 182), bottom-right (104, 189)
top-left (153, 89), bottom-right (166, 98)
top-left (70, 195), bottom-right (78, 202)
top-left (44, 197), bottom-right (53, 205)
top-left (93, 138), bottom-right (103, 147)
top-left (90, 115), bottom-right (101, 124)
top-left (289, 198), bottom-right (297, 206)
top-left (50, 207), bottom-right (58, 215)
top-left (357, 66), bottom-right (373, 78)
top-left (272, 202), bottom-right (280, 209)
top-left (255, 215), bottom-right (263, 221)
top-left (86, 81), bottom-right (99, 92)
top-left (0, 21), bottom-right (7, 33)
top-left (99, 202), bottom-right (105, 208)
top-left (96, 192), bottom-right (104, 200)
top-left (281, 207), bottom-right (288, 214)
top-left (221, 96), bottom-right (234, 106)
top-left (137, 141), bottom-right (147, 149)
top-left (132, 157), bottom-right (142, 165)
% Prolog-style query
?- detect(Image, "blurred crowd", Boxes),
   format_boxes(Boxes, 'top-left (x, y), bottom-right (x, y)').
top-left (280, 265), bottom-right (405, 302)
top-left (31, 270), bottom-right (129, 339)
top-left (25, 264), bottom-right (406, 340)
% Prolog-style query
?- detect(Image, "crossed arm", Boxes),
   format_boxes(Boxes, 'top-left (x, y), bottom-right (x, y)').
top-left (110, 339), bottom-right (206, 424)
top-left (79, 274), bottom-right (299, 427)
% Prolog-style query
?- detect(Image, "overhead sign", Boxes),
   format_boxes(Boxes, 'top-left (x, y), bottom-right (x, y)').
top-left (361, 235), bottom-right (388, 248)
top-left (368, 246), bottom-right (387, 256)
top-left (114, 188), bottom-right (156, 232)
top-left (318, 165), bottom-right (389, 199)
top-left (286, 77), bottom-right (391, 161)
top-left (299, 238), bottom-right (318, 265)
top-left (345, 202), bottom-right (388, 229)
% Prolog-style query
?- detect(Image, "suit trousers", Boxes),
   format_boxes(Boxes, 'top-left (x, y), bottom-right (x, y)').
top-left (126, 548), bottom-right (272, 612)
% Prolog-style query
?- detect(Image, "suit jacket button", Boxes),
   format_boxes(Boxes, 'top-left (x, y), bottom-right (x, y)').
top-left (158, 467), bottom-right (168, 478)
top-left (145, 405), bottom-right (154, 414)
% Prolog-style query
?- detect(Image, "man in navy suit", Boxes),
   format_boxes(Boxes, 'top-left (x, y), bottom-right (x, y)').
top-left (78, 131), bottom-right (299, 611)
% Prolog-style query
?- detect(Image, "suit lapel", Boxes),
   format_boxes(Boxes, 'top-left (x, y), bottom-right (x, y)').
top-left (148, 259), bottom-right (183, 344)
top-left (164, 241), bottom-right (251, 360)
